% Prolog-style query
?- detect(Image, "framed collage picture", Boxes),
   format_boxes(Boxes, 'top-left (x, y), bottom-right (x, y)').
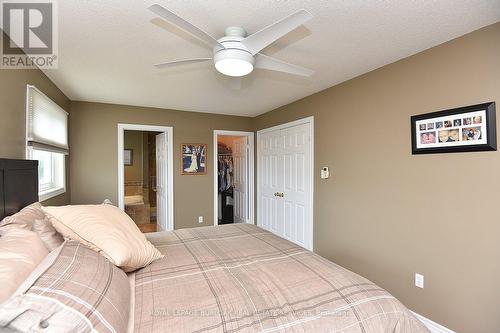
top-left (411, 102), bottom-right (496, 154)
top-left (181, 143), bottom-right (207, 175)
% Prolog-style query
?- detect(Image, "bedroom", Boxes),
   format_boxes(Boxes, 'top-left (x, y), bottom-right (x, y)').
top-left (0, 1), bottom-right (499, 332)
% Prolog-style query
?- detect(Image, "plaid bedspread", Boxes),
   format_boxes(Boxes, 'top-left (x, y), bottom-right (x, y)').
top-left (134, 224), bottom-right (428, 333)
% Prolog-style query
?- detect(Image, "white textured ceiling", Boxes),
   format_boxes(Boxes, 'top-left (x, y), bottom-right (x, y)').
top-left (44, 0), bottom-right (500, 116)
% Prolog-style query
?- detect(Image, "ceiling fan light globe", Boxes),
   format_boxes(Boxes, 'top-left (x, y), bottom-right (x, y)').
top-left (215, 58), bottom-right (254, 77)
top-left (214, 49), bottom-right (255, 77)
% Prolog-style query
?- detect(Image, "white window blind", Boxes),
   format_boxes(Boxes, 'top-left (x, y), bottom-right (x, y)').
top-left (27, 85), bottom-right (68, 154)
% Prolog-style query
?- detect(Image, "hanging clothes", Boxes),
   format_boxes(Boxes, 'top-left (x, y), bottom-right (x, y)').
top-left (218, 155), bottom-right (233, 192)
top-left (218, 142), bottom-right (235, 224)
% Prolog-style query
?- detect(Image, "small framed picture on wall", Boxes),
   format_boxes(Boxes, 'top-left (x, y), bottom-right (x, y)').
top-left (411, 102), bottom-right (496, 154)
top-left (181, 143), bottom-right (207, 175)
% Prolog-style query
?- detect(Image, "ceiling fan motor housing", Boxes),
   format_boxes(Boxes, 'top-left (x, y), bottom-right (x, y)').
top-left (213, 27), bottom-right (255, 77)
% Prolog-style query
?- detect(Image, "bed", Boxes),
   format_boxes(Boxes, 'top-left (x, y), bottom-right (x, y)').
top-left (0, 158), bottom-right (428, 332)
top-left (0, 159), bottom-right (38, 220)
top-left (132, 224), bottom-right (427, 332)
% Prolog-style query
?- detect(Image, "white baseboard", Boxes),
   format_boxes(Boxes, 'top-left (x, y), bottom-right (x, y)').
top-left (411, 311), bottom-right (455, 333)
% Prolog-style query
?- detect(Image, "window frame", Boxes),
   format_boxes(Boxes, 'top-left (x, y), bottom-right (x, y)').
top-left (26, 147), bottom-right (66, 201)
top-left (38, 150), bottom-right (55, 192)
top-left (25, 85), bottom-right (67, 201)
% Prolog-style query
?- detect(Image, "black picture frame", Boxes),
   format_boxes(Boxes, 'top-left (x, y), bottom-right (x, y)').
top-left (411, 102), bottom-right (496, 155)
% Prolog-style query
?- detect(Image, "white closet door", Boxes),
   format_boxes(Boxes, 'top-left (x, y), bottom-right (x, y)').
top-left (259, 130), bottom-right (283, 235)
top-left (156, 132), bottom-right (168, 231)
top-left (258, 119), bottom-right (313, 250)
top-left (281, 123), bottom-right (312, 249)
top-left (233, 136), bottom-right (247, 223)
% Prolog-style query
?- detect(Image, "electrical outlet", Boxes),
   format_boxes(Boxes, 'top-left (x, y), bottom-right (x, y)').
top-left (415, 273), bottom-right (424, 288)
top-left (198, 216), bottom-right (203, 224)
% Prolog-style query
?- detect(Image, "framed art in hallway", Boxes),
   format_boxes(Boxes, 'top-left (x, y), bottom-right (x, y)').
top-left (181, 143), bottom-right (207, 175)
top-left (411, 102), bottom-right (496, 154)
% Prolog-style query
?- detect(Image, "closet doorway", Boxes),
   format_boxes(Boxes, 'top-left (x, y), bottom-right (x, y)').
top-left (257, 117), bottom-right (314, 250)
top-left (213, 130), bottom-right (254, 226)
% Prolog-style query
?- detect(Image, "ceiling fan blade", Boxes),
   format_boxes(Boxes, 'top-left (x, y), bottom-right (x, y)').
top-left (148, 4), bottom-right (225, 49)
top-left (241, 9), bottom-right (312, 55)
top-left (154, 58), bottom-right (212, 69)
top-left (255, 54), bottom-right (314, 77)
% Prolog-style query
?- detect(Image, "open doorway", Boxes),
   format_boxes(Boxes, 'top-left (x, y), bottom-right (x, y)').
top-left (123, 130), bottom-right (160, 232)
top-left (118, 124), bottom-right (173, 232)
top-left (213, 130), bottom-right (254, 225)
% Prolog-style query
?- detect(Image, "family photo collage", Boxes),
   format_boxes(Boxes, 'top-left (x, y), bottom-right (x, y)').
top-left (416, 110), bottom-right (487, 149)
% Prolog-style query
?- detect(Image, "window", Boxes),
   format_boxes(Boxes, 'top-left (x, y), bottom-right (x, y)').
top-left (26, 85), bottom-right (68, 201)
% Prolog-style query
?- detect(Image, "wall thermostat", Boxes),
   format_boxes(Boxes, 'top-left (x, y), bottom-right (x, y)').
top-left (321, 167), bottom-right (329, 179)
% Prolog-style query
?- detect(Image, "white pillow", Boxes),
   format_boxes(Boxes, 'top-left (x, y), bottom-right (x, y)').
top-left (43, 205), bottom-right (163, 272)
top-left (0, 227), bottom-right (49, 303)
top-left (0, 202), bottom-right (45, 230)
top-left (32, 218), bottom-right (64, 251)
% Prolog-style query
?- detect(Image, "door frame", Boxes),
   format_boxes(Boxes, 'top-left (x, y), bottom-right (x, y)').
top-left (256, 116), bottom-right (314, 251)
top-left (213, 130), bottom-right (255, 226)
top-left (117, 124), bottom-right (174, 231)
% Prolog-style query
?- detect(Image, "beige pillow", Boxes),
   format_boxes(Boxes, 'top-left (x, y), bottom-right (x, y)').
top-left (32, 218), bottom-right (64, 251)
top-left (43, 205), bottom-right (163, 272)
top-left (0, 240), bottom-right (130, 333)
top-left (0, 227), bottom-right (49, 303)
top-left (0, 202), bottom-right (45, 230)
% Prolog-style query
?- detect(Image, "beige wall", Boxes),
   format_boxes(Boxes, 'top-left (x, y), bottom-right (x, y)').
top-left (142, 132), bottom-right (150, 190)
top-left (124, 130), bottom-right (144, 183)
top-left (69, 102), bottom-right (252, 229)
top-left (254, 23), bottom-right (500, 332)
top-left (0, 68), bottom-right (71, 206)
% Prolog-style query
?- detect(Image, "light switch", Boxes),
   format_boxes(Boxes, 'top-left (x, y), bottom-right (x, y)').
top-left (415, 273), bottom-right (424, 288)
top-left (198, 216), bottom-right (204, 224)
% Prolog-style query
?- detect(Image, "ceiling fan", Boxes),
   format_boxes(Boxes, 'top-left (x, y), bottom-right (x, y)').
top-left (148, 4), bottom-right (314, 78)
